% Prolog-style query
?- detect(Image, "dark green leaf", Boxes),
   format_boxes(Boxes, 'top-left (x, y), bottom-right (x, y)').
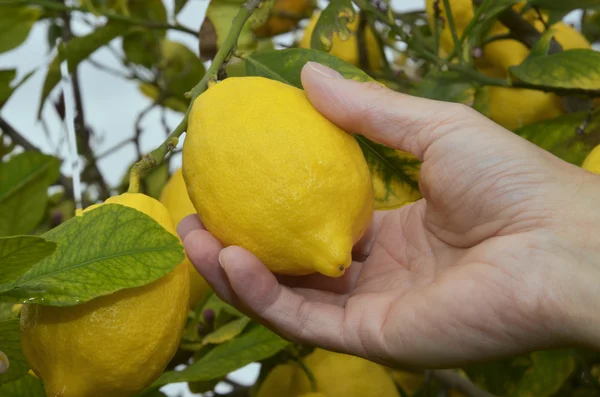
top-left (527, 0), bottom-right (600, 10)
top-left (121, 0), bottom-right (167, 67)
top-left (0, 303), bottom-right (17, 321)
top-left (0, 374), bottom-right (44, 395)
top-left (412, 71), bottom-right (475, 104)
top-left (465, 356), bottom-right (532, 395)
top-left (37, 22), bottom-right (130, 117)
top-left (510, 49), bottom-right (600, 90)
top-left (0, 70), bottom-right (16, 109)
top-left (581, 10), bottom-right (600, 44)
top-left (512, 350), bottom-right (576, 397)
top-left (245, 48), bottom-right (373, 88)
top-left (516, 112), bottom-right (600, 165)
top-left (0, 152), bottom-right (60, 237)
top-left (309, 0), bottom-right (356, 51)
top-left (0, 5), bottom-right (41, 54)
top-left (0, 236), bottom-right (56, 286)
top-left (153, 325), bottom-right (289, 386)
top-left (202, 317), bottom-right (251, 346)
top-left (0, 204), bottom-right (184, 306)
top-left (174, 0), bottom-right (190, 15)
top-left (0, 319), bottom-right (28, 383)
top-left (134, 388), bottom-right (168, 397)
top-left (356, 137), bottom-right (421, 209)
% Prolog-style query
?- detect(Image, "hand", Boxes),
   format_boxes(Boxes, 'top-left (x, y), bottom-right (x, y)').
top-left (178, 62), bottom-right (600, 369)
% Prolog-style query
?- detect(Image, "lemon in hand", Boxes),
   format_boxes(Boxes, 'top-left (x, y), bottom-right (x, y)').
top-left (183, 77), bottom-right (373, 277)
top-left (20, 193), bottom-right (189, 397)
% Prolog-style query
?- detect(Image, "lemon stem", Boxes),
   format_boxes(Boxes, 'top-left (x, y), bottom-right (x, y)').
top-left (290, 356), bottom-right (318, 393)
top-left (441, 0), bottom-right (464, 63)
top-left (128, 0), bottom-right (264, 193)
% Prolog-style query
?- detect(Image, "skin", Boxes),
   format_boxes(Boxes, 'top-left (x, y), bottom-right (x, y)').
top-left (178, 62), bottom-right (600, 369)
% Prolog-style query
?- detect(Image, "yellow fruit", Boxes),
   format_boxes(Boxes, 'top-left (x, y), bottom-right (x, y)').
top-left (487, 85), bottom-right (563, 131)
top-left (20, 193), bottom-right (189, 397)
top-left (300, 394), bottom-right (329, 397)
top-left (160, 168), bottom-right (211, 308)
top-left (183, 77), bottom-right (373, 277)
top-left (256, 349), bottom-right (400, 397)
top-left (254, 0), bottom-right (314, 37)
top-left (388, 369), bottom-right (425, 395)
top-left (299, 11), bottom-right (382, 70)
top-left (582, 145), bottom-right (600, 174)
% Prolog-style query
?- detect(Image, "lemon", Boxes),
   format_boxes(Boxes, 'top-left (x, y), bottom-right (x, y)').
top-left (582, 145), bottom-right (600, 174)
top-left (299, 11), bottom-right (382, 70)
top-left (20, 193), bottom-right (189, 397)
top-left (254, 0), bottom-right (314, 37)
top-left (160, 168), bottom-right (211, 308)
top-left (182, 77), bottom-right (373, 277)
top-left (256, 349), bottom-right (399, 397)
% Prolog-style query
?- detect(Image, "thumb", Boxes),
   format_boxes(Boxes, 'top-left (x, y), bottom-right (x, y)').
top-left (300, 62), bottom-right (481, 160)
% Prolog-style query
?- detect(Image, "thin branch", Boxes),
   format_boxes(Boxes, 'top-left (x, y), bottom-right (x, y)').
top-left (1, 0), bottom-right (198, 36)
top-left (430, 369), bottom-right (498, 397)
top-left (95, 137), bottom-right (134, 160)
top-left (442, 0), bottom-right (464, 62)
top-left (128, 0), bottom-right (264, 192)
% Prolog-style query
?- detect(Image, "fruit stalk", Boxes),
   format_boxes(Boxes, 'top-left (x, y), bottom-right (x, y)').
top-left (128, 0), bottom-right (264, 193)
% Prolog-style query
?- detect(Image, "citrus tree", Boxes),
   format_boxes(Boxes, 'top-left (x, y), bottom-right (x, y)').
top-left (1, 0), bottom-right (600, 396)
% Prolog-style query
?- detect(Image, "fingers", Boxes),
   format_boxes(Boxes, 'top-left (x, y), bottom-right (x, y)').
top-left (176, 214), bottom-right (205, 240)
top-left (218, 246), bottom-right (349, 351)
top-left (301, 62), bottom-right (481, 160)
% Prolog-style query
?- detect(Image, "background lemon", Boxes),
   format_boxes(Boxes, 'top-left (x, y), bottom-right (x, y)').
top-left (182, 77), bottom-right (373, 277)
top-left (160, 168), bottom-right (211, 308)
top-left (20, 193), bottom-right (189, 397)
top-left (254, 0), bottom-right (314, 37)
top-left (582, 145), bottom-right (600, 174)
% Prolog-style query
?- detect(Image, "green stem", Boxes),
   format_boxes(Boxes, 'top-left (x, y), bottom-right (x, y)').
top-left (1, 0), bottom-right (197, 36)
top-left (441, 0), bottom-right (464, 62)
top-left (127, 0), bottom-right (263, 192)
top-left (290, 356), bottom-right (318, 393)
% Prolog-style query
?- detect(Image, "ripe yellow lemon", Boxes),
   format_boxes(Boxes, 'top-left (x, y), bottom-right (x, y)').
top-left (20, 193), bottom-right (189, 397)
top-left (299, 11), bottom-right (382, 70)
top-left (160, 168), bottom-right (211, 308)
top-left (182, 77), bottom-right (373, 277)
top-left (254, 0), bottom-right (314, 37)
top-left (582, 145), bottom-right (600, 175)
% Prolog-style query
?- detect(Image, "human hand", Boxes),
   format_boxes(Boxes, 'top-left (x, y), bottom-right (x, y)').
top-left (178, 62), bottom-right (600, 368)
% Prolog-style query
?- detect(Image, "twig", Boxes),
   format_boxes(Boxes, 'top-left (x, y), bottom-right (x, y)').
top-left (0, 116), bottom-right (74, 196)
top-left (128, 0), bottom-right (264, 192)
top-left (430, 369), bottom-right (497, 397)
top-left (133, 103), bottom-right (157, 158)
top-left (442, 0), bottom-right (464, 62)
top-left (356, 11), bottom-right (370, 73)
top-left (289, 355), bottom-right (318, 393)
top-left (95, 137), bottom-right (134, 160)
top-left (0, 0), bottom-right (198, 36)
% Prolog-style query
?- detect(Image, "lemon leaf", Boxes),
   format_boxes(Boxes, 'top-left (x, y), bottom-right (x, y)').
top-left (153, 325), bottom-right (289, 385)
top-left (0, 5), bottom-right (41, 54)
top-left (309, 0), bottom-right (356, 52)
top-left (121, 0), bottom-right (168, 67)
top-left (356, 137), bottom-right (421, 209)
top-left (0, 204), bottom-right (184, 306)
top-left (174, 0), bottom-right (190, 15)
top-left (0, 374), bottom-right (44, 396)
top-left (0, 319), bottom-right (28, 383)
top-left (515, 112), bottom-right (600, 165)
top-left (510, 49), bottom-right (600, 91)
top-left (512, 350), bottom-right (576, 397)
top-left (202, 317), bottom-right (252, 346)
top-left (245, 48), bottom-right (373, 88)
top-left (464, 356), bottom-right (532, 395)
top-left (0, 69), bottom-right (34, 110)
top-left (527, 0), bottom-right (600, 10)
top-left (37, 22), bottom-right (130, 118)
top-left (0, 152), bottom-right (61, 237)
top-left (413, 71), bottom-right (475, 105)
top-left (0, 236), bottom-right (56, 286)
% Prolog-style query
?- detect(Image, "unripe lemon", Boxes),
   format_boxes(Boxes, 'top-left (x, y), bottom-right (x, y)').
top-left (160, 168), bottom-right (211, 308)
top-left (299, 11), bottom-right (382, 71)
top-left (20, 193), bottom-right (189, 397)
top-left (582, 145), bottom-right (600, 175)
top-left (182, 77), bottom-right (373, 277)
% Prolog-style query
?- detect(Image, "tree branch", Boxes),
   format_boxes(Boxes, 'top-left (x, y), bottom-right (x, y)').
top-left (1, 0), bottom-right (198, 36)
top-left (430, 369), bottom-right (498, 397)
top-left (128, 0), bottom-right (264, 192)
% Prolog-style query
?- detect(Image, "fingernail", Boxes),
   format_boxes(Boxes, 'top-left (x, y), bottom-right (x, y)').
top-left (218, 249), bottom-right (226, 269)
top-left (306, 61), bottom-right (344, 79)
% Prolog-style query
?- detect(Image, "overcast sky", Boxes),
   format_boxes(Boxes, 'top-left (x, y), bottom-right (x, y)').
top-left (0, 1), bottom-right (583, 395)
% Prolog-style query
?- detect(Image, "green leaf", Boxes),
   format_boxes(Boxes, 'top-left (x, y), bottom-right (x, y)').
top-left (527, 0), bottom-right (600, 10)
top-left (512, 350), bottom-right (576, 397)
top-left (153, 325), bottom-right (289, 386)
top-left (0, 236), bottom-right (56, 286)
top-left (516, 112), bottom-right (600, 165)
top-left (510, 49), bottom-right (600, 91)
top-left (202, 317), bottom-right (251, 346)
top-left (37, 22), bottom-right (130, 117)
top-left (174, 0), bottom-right (190, 15)
top-left (121, 0), bottom-right (167, 67)
top-left (0, 69), bottom-right (35, 110)
top-left (0, 319), bottom-right (28, 383)
top-left (465, 356), bottom-right (532, 395)
top-left (0, 5), bottom-right (42, 54)
top-left (0, 204), bottom-right (184, 306)
top-left (134, 388), bottom-right (168, 397)
top-left (413, 71), bottom-right (475, 105)
top-left (245, 48), bottom-right (373, 88)
top-left (0, 152), bottom-right (60, 237)
top-left (310, 0), bottom-right (356, 52)
top-left (356, 137), bottom-right (421, 209)
top-left (0, 374), bottom-right (45, 396)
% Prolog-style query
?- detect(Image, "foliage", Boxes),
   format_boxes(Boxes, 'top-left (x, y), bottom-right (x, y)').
top-left (0, 0), bottom-right (599, 396)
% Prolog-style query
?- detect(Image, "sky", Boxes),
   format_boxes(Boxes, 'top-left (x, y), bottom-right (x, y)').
top-left (0, 0), bottom-right (583, 396)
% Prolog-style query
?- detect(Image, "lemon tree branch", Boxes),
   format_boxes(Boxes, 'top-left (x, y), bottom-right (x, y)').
top-left (127, 0), bottom-right (263, 193)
